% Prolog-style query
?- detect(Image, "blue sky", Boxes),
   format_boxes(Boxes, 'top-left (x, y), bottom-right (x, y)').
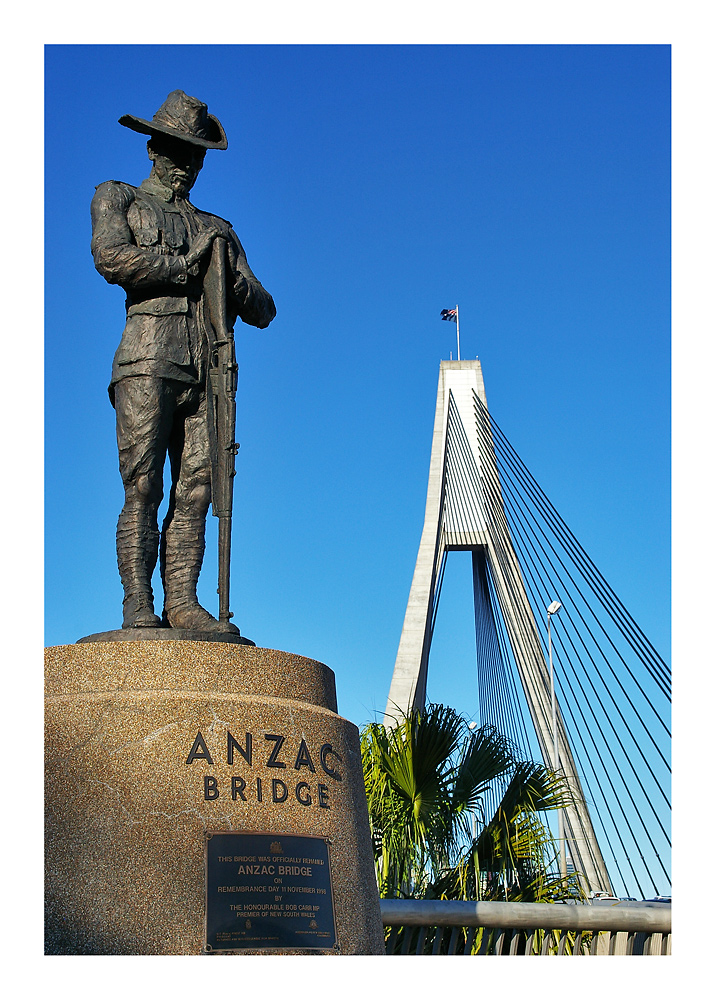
top-left (44, 43), bottom-right (670, 735)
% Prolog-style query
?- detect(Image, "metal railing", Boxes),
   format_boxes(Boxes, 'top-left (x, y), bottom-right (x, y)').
top-left (380, 899), bottom-right (671, 955)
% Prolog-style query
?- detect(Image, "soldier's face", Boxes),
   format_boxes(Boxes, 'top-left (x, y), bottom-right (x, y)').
top-left (148, 138), bottom-right (206, 196)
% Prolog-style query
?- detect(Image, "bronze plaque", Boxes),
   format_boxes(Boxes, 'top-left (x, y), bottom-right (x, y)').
top-left (204, 831), bottom-right (337, 951)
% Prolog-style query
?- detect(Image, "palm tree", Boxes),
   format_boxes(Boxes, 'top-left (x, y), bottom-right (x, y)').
top-left (361, 703), bottom-right (582, 902)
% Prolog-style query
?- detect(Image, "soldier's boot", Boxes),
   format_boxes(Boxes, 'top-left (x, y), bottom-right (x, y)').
top-left (117, 502), bottom-right (162, 628)
top-left (161, 512), bottom-right (239, 633)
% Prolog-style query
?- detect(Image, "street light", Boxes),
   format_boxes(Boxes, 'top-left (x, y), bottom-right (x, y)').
top-left (547, 600), bottom-right (567, 879)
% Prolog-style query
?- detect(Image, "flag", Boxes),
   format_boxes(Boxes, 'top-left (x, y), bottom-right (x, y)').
top-left (440, 308), bottom-right (457, 322)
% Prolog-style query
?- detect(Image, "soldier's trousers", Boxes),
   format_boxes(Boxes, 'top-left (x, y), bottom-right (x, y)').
top-left (113, 375), bottom-right (212, 616)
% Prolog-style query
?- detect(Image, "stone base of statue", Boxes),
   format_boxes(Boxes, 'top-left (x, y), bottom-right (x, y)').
top-left (45, 636), bottom-right (385, 955)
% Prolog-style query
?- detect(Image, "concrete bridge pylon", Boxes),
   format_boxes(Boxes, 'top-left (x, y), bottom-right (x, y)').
top-left (385, 359), bottom-right (613, 895)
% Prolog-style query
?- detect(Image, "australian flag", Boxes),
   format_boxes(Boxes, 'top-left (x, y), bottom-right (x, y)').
top-left (440, 308), bottom-right (457, 322)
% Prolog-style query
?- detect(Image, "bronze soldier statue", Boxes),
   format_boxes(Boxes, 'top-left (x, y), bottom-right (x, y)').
top-left (91, 90), bottom-right (275, 633)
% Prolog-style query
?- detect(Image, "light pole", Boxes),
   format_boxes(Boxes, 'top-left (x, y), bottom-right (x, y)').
top-left (547, 600), bottom-right (567, 879)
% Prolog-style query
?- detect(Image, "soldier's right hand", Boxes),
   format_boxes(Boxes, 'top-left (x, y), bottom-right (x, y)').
top-left (185, 226), bottom-right (222, 268)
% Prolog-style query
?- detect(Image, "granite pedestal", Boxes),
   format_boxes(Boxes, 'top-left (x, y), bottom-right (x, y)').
top-left (45, 636), bottom-right (384, 955)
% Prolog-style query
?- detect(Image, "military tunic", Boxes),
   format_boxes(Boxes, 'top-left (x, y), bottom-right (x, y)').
top-left (90, 175), bottom-right (275, 402)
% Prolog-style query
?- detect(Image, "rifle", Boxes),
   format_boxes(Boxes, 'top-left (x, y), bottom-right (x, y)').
top-left (203, 236), bottom-right (239, 628)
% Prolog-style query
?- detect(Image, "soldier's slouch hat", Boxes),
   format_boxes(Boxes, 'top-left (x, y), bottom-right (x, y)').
top-left (119, 89), bottom-right (228, 150)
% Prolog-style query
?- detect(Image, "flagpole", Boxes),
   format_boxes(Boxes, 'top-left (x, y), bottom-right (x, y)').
top-left (456, 304), bottom-right (460, 361)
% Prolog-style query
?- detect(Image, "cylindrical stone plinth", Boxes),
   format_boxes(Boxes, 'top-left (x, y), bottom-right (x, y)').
top-left (45, 640), bottom-right (384, 955)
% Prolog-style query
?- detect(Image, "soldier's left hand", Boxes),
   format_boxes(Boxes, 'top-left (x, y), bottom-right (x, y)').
top-left (234, 275), bottom-right (276, 328)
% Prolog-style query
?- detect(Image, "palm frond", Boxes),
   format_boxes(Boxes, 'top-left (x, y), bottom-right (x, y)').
top-left (360, 703), bottom-right (580, 903)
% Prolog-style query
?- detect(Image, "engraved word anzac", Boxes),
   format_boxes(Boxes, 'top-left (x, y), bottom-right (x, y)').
top-left (185, 729), bottom-right (343, 807)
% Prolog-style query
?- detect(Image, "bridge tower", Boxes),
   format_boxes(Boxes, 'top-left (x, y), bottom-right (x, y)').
top-left (385, 359), bottom-right (613, 894)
